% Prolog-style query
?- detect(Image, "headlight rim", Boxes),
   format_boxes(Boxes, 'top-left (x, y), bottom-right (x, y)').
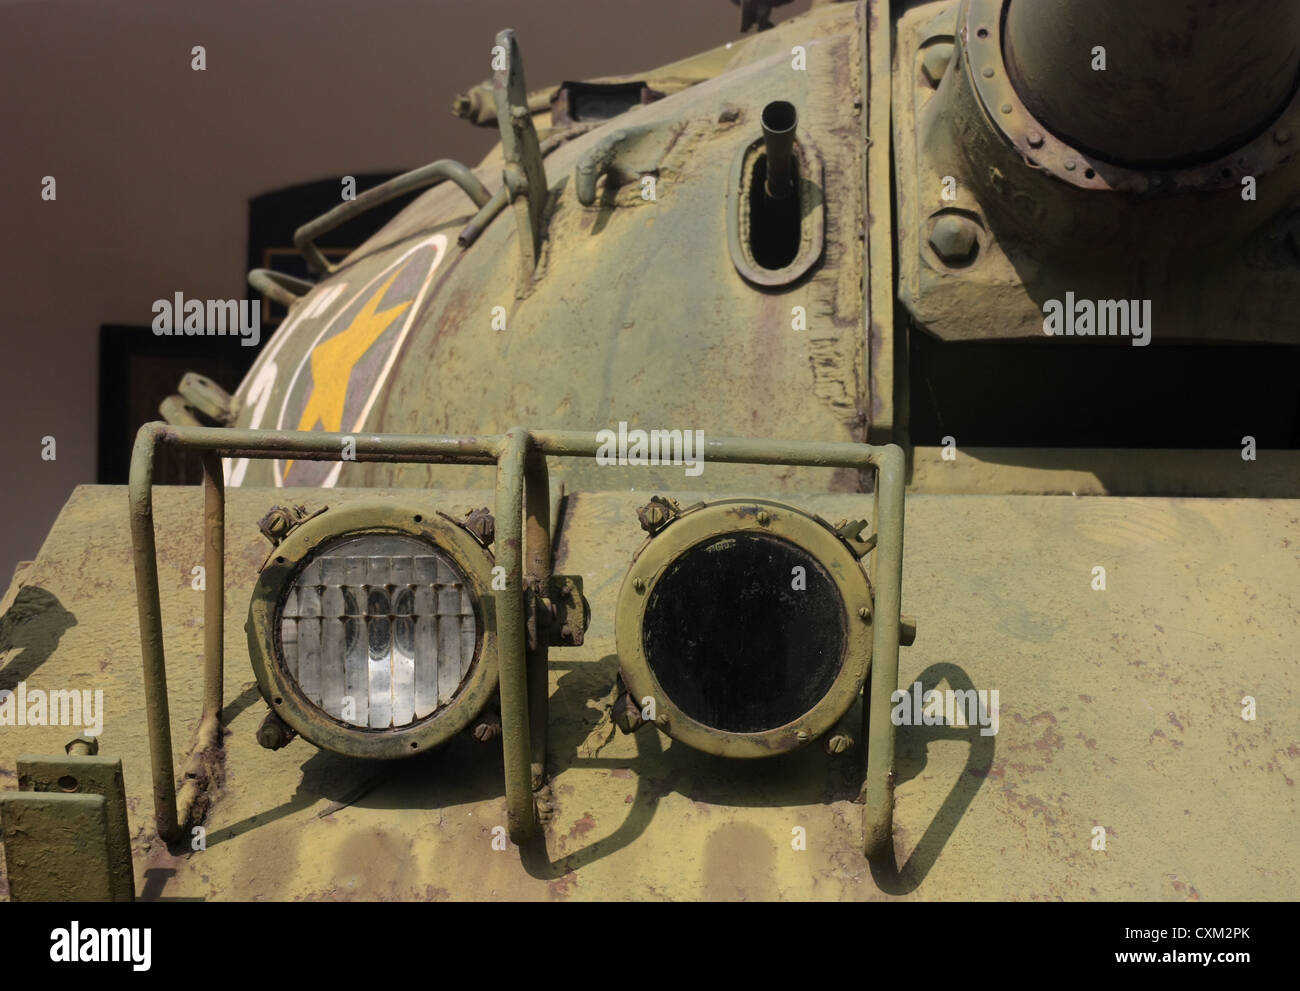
top-left (614, 498), bottom-right (873, 758)
top-left (246, 501), bottom-right (498, 759)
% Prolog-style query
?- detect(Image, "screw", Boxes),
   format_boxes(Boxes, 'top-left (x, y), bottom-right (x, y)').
top-left (859, 606), bottom-right (871, 621)
top-left (796, 730), bottom-right (810, 744)
top-left (633, 577), bottom-right (646, 593)
top-left (928, 214), bottom-right (980, 267)
top-left (921, 43), bottom-right (954, 87)
top-left (257, 711), bottom-right (296, 751)
top-left (825, 733), bottom-right (854, 755)
top-left (756, 509), bottom-right (770, 526)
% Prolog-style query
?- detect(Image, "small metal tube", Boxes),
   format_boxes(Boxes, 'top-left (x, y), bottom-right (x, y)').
top-left (761, 100), bottom-right (798, 201)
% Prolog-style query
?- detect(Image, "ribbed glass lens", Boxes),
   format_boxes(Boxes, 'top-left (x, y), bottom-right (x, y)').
top-left (277, 534), bottom-right (477, 729)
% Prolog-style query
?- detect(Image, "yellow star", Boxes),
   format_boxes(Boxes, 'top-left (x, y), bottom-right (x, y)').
top-left (285, 270), bottom-right (412, 476)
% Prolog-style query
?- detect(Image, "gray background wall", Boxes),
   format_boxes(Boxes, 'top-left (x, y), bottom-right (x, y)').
top-left (0, 0), bottom-right (810, 578)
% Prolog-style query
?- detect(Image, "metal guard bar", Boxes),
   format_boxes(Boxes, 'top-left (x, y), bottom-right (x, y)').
top-left (129, 423), bottom-right (904, 859)
top-left (247, 269), bottom-right (314, 308)
top-left (293, 160), bottom-right (493, 276)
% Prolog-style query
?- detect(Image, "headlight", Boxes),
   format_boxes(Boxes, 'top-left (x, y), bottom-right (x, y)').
top-left (246, 503), bottom-right (498, 759)
top-left (615, 499), bottom-right (874, 757)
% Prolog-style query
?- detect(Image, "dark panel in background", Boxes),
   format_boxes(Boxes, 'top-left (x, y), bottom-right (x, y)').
top-left (97, 173), bottom-right (420, 483)
top-left (909, 333), bottom-right (1300, 449)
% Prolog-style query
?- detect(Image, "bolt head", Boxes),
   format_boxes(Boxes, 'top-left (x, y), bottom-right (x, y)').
top-left (64, 735), bottom-right (99, 756)
top-left (921, 43), bottom-right (954, 87)
top-left (928, 215), bottom-right (980, 266)
top-left (825, 734), bottom-right (853, 754)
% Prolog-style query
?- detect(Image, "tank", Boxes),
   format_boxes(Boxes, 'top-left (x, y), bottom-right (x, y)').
top-left (2, 0), bottom-right (1297, 903)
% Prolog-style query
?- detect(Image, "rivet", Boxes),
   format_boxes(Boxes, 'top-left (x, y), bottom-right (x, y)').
top-left (796, 730), bottom-right (810, 743)
top-left (1027, 131), bottom-right (1044, 148)
top-left (1064, 159), bottom-right (1077, 171)
top-left (1000, 103), bottom-right (1012, 114)
top-left (982, 66), bottom-right (994, 78)
top-left (1276, 129), bottom-right (1292, 145)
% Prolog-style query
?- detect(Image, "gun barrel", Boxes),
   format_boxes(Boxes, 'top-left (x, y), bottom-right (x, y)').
top-left (761, 100), bottom-right (797, 199)
top-left (1004, 0), bottom-right (1300, 167)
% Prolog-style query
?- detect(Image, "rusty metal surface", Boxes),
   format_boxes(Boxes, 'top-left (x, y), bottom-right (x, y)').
top-left (1002, 0), bottom-right (1300, 169)
top-left (13, 754), bottom-right (134, 901)
top-left (613, 498), bottom-right (876, 758)
top-left (0, 792), bottom-right (114, 902)
top-left (893, 0), bottom-right (1300, 345)
top-left (230, 3), bottom-right (870, 496)
top-left (3, 483), bottom-right (1296, 900)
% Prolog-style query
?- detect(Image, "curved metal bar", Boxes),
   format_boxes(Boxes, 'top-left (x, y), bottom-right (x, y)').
top-left (457, 186), bottom-right (508, 248)
top-left (128, 420), bottom-right (905, 861)
top-left (128, 423), bottom-right (182, 843)
top-left (247, 268), bottom-right (314, 307)
top-left (524, 451), bottom-right (551, 792)
top-left (862, 443), bottom-right (905, 861)
top-left (294, 160), bottom-right (492, 275)
top-left (495, 428), bottom-right (537, 843)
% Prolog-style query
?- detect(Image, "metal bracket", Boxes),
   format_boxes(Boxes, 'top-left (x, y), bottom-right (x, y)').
top-left (494, 29), bottom-right (549, 280)
top-left (574, 122), bottom-right (675, 207)
top-left (833, 518), bottom-right (877, 559)
top-left (179, 372), bottom-right (236, 425)
top-left (451, 506), bottom-right (496, 547)
top-left (257, 503), bottom-right (327, 548)
top-left (637, 495), bottom-right (682, 535)
top-left (0, 751), bottom-right (135, 901)
top-left (526, 574), bottom-right (590, 650)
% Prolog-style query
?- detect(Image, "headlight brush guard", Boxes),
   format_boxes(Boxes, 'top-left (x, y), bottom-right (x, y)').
top-left (129, 424), bottom-right (905, 860)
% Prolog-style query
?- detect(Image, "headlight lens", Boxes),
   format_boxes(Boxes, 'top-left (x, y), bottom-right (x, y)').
top-left (615, 499), bottom-right (874, 758)
top-left (642, 531), bottom-right (845, 733)
top-left (247, 503), bottom-right (498, 759)
top-left (278, 534), bottom-right (477, 729)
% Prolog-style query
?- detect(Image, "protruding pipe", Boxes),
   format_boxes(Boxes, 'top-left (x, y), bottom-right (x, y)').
top-left (1004, 0), bottom-right (1300, 167)
top-left (761, 100), bottom-right (798, 200)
